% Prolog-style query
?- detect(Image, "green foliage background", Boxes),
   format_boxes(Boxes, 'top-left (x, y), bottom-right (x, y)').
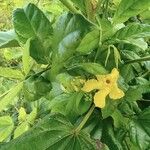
top-left (0, 0), bottom-right (150, 150)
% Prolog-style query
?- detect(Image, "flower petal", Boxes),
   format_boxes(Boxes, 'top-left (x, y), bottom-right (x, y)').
top-left (109, 83), bottom-right (124, 100)
top-left (94, 90), bottom-right (110, 108)
top-left (82, 79), bottom-right (99, 92)
top-left (110, 68), bottom-right (119, 83)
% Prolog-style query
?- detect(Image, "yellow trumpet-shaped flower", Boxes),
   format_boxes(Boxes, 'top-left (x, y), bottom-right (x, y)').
top-left (82, 68), bottom-right (124, 108)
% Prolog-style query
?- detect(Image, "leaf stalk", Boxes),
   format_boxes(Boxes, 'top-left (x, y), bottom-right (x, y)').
top-left (75, 104), bottom-right (95, 133)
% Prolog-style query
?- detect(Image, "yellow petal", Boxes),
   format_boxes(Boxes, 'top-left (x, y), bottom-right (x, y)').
top-left (96, 74), bottom-right (105, 81)
top-left (82, 79), bottom-right (99, 92)
top-left (110, 68), bottom-right (119, 83)
top-left (109, 83), bottom-right (124, 100)
top-left (94, 90), bottom-right (110, 108)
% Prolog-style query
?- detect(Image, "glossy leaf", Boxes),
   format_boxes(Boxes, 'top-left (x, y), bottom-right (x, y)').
top-left (13, 3), bottom-right (53, 64)
top-left (113, 0), bottom-right (150, 24)
top-left (50, 13), bottom-right (90, 79)
top-left (0, 116), bottom-right (14, 142)
top-left (52, 13), bottom-right (90, 63)
top-left (0, 30), bottom-right (19, 49)
top-left (0, 114), bottom-right (96, 150)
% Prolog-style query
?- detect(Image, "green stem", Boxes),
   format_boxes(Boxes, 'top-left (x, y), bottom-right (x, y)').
top-left (125, 56), bottom-right (150, 64)
top-left (75, 104), bottom-right (95, 133)
top-left (59, 0), bottom-right (99, 29)
top-left (94, 15), bottom-right (102, 62)
top-left (141, 70), bottom-right (150, 77)
top-left (59, 0), bottom-right (80, 14)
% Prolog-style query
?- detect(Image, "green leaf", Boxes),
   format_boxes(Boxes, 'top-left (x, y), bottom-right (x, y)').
top-left (18, 107), bottom-right (27, 123)
top-left (113, 0), bottom-right (150, 24)
top-left (22, 39), bottom-right (31, 75)
top-left (121, 38), bottom-right (148, 50)
top-left (0, 30), bottom-right (19, 49)
top-left (13, 3), bottom-right (53, 64)
top-left (65, 92), bottom-right (91, 122)
top-left (0, 82), bottom-right (23, 112)
top-left (124, 84), bottom-right (150, 102)
top-left (102, 120), bottom-right (123, 150)
top-left (0, 116), bottom-right (14, 142)
top-left (74, 63), bottom-right (108, 75)
top-left (0, 67), bottom-right (24, 80)
top-left (124, 86), bottom-right (142, 102)
top-left (13, 122), bottom-right (29, 139)
top-left (70, 0), bottom-right (86, 12)
top-left (120, 64), bottom-right (135, 83)
top-left (76, 29), bottom-right (99, 54)
top-left (23, 75), bottom-right (52, 101)
top-left (112, 23), bottom-right (150, 41)
top-left (0, 114), bottom-right (96, 150)
top-left (101, 98), bottom-right (119, 119)
top-left (52, 13), bottom-right (90, 64)
top-left (83, 110), bottom-right (103, 140)
top-left (111, 109), bottom-right (129, 128)
top-left (29, 37), bottom-right (52, 64)
top-left (128, 107), bottom-right (150, 150)
top-left (50, 92), bottom-right (91, 122)
top-left (99, 18), bottom-right (114, 41)
top-left (50, 13), bottom-right (90, 79)
top-left (26, 108), bottom-right (37, 125)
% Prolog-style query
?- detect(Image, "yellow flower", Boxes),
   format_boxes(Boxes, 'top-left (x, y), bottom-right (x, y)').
top-left (82, 68), bottom-right (124, 108)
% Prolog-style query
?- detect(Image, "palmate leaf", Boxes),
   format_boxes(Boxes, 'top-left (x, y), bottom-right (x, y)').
top-left (101, 120), bottom-right (123, 150)
top-left (13, 3), bottom-right (53, 64)
top-left (0, 114), bottom-right (97, 150)
top-left (113, 0), bottom-right (150, 24)
top-left (129, 107), bottom-right (150, 150)
top-left (49, 92), bottom-right (91, 123)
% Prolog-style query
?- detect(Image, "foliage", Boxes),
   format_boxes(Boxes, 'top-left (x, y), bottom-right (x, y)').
top-left (0, 0), bottom-right (150, 150)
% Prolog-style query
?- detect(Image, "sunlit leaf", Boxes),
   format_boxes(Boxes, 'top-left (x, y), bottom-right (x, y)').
top-left (0, 67), bottom-right (24, 80)
top-left (113, 0), bottom-right (150, 24)
top-left (0, 116), bottom-right (14, 142)
top-left (0, 82), bottom-right (23, 112)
